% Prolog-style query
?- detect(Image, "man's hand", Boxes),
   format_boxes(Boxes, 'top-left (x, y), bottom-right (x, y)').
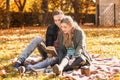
top-left (41, 42), bottom-right (46, 47)
top-left (47, 53), bottom-right (53, 58)
top-left (52, 56), bottom-right (56, 60)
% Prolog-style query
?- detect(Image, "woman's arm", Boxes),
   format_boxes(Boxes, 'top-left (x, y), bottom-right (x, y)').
top-left (74, 29), bottom-right (86, 58)
top-left (57, 32), bottom-right (67, 63)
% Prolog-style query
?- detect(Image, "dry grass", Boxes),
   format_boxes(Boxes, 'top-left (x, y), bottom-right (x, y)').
top-left (0, 27), bottom-right (120, 80)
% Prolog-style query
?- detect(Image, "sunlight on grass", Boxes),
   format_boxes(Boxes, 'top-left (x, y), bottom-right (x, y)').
top-left (85, 28), bottom-right (120, 59)
top-left (0, 27), bottom-right (120, 79)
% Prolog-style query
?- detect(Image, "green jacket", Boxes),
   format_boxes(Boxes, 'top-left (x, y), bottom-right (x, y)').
top-left (58, 28), bottom-right (92, 65)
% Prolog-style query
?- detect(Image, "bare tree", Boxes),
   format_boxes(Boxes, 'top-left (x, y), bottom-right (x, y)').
top-left (14, 0), bottom-right (26, 27)
top-left (14, 0), bottom-right (26, 12)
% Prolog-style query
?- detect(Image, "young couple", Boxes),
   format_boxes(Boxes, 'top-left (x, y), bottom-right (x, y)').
top-left (14, 10), bottom-right (92, 75)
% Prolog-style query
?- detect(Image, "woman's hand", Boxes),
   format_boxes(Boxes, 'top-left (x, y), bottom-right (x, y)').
top-left (68, 58), bottom-right (75, 65)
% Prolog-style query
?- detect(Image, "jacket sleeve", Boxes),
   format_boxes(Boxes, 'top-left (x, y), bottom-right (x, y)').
top-left (74, 29), bottom-right (86, 58)
top-left (46, 26), bottom-right (54, 46)
top-left (57, 32), bottom-right (67, 63)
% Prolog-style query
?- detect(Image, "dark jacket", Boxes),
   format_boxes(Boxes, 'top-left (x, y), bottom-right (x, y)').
top-left (46, 24), bottom-right (59, 46)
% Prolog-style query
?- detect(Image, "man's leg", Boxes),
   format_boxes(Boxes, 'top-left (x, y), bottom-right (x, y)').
top-left (14, 37), bottom-right (46, 69)
top-left (26, 57), bottom-right (58, 71)
top-left (37, 42), bottom-right (47, 59)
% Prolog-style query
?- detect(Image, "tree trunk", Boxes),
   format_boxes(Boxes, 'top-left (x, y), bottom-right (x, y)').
top-left (70, 0), bottom-right (80, 24)
top-left (14, 0), bottom-right (26, 27)
top-left (41, 0), bottom-right (48, 26)
top-left (6, 0), bottom-right (10, 28)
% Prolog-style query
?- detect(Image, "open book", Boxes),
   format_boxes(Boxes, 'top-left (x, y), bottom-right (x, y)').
top-left (41, 42), bottom-right (57, 56)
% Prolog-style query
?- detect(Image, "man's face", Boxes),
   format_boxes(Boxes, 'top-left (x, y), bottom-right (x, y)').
top-left (53, 14), bottom-right (64, 28)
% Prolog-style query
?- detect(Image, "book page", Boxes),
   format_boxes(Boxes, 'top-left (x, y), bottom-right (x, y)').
top-left (40, 42), bottom-right (57, 56)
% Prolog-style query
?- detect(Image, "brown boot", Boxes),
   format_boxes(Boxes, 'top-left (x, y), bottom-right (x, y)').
top-left (53, 64), bottom-right (62, 76)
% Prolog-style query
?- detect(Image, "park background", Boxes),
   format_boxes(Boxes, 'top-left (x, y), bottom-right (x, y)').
top-left (0, 0), bottom-right (120, 80)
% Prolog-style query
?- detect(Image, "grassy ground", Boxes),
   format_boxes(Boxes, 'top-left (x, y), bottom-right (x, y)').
top-left (0, 27), bottom-right (120, 80)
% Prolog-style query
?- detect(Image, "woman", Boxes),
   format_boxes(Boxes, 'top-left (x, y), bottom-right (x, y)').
top-left (53, 15), bottom-right (92, 75)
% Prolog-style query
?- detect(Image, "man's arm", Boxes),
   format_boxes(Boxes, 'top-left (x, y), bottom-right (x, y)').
top-left (46, 24), bottom-right (59, 46)
top-left (46, 26), bottom-right (54, 46)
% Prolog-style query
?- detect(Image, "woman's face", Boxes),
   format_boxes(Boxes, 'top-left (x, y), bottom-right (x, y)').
top-left (61, 23), bottom-right (72, 34)
top-left (53, 14), bottom-right (64, 28)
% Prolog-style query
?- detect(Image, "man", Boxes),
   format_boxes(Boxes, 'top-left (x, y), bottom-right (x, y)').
top-left (14, 10), bottom-right (64, 72)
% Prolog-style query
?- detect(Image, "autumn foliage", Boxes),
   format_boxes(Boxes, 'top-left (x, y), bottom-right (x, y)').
top-left (0, 27), bottom-right (120, 80)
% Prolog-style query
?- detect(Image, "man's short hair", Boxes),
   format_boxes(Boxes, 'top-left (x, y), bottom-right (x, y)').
top-left (52, 10), bottom-right (64, 16)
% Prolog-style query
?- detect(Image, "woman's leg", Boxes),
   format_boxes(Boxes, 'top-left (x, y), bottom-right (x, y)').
top-left (53, 56), bottom-right (69, 75)
top-left (64, 56), bottom-right (86, 71)
top-left (59, 58), bottom-right (69, 71)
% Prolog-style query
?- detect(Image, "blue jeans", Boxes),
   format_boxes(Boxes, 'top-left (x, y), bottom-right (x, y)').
top-left (26, 57), bottom-right (58, 71)
top-left (17, 37), bottom-right (47, 63)
top-left (17, 37), bottom-right (58, 70)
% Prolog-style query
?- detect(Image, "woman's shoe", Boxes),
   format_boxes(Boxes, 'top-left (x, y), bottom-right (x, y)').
top-left (53, 64), bottom-right (62, 76)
